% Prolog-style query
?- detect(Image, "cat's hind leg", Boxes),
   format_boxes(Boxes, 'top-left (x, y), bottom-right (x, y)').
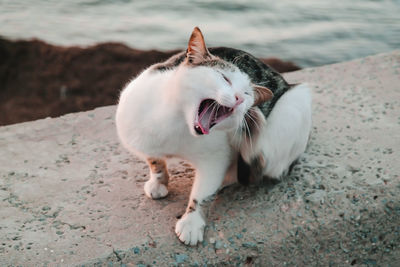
top-left (144, 158), bottom-right (169, 199)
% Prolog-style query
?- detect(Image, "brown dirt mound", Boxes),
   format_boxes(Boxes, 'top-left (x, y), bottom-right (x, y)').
top-left (0, 38), bottom-right (300, 126)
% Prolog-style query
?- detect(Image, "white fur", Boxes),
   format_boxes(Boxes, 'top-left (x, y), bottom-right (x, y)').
top-left (116, 65), bottom-right (254, 159)
top-left (175, 208), bottom-right (205, 245)
top-left (116, 64), bottom-right (254, 245)
top-left (115, 60), bottom-right (312, 245)
top-left (144, 173), bottom-right (168, 199)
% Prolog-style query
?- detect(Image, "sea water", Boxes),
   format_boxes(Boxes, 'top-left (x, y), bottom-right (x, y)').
top-left (1, 0), bottom-right (399, 67)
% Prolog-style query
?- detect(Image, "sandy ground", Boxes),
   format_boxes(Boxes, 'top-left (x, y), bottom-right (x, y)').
top-left (0, 51), bottom-right (399, 266)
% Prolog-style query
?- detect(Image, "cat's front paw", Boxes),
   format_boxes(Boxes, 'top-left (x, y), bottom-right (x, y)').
top-left (144, 180), bottom-right (168, 199)
top-left (175, 211), bottom-right (205, 246)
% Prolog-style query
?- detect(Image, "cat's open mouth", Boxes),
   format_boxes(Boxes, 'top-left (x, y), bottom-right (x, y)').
top-left (194, 99), bottom-right (234, 135)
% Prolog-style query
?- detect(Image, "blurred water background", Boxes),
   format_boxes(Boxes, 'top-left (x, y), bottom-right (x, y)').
top-left (1, 0), bottom-right (399, 67)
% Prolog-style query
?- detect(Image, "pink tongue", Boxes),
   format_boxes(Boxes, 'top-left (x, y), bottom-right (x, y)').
top-left (198, 102), bottom-right (216, 135)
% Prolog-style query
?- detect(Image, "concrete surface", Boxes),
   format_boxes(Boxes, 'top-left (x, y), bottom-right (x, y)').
top-left (1, 51), bottom-right (399, 266)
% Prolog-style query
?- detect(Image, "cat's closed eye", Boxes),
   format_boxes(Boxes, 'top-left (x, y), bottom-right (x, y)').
top-left (221, 73), bottom-right (232, 85)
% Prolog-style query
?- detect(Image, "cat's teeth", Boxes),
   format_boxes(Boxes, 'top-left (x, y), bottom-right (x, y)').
top-left (194, 125), bottom-right (204, 135)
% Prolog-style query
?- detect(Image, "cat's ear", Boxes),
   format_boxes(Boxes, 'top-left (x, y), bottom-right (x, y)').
top-left (252, 84), bottom-right (274, 106)
top-left (186, 27), bottom-right (211, 64)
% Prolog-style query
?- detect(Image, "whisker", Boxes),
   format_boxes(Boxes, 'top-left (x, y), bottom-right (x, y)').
top-left (245, 109), bottom-right (261, 131)
top-left (243, 117), bottom-right (253, 154)
top-left (202, 102), bottom-right (212, 116)
top-left (233, 117), bottom-right (243, 147)
top-left (232, 54), bottom-right (246, 65)
top-left (254, 81), bottom-right (269, 86)
top-left (232, 55), bottom-right (240, 64)
top-left (201, 100), bottom-right (218, 119)
top-left (214, 103), bottom-right (220, 121)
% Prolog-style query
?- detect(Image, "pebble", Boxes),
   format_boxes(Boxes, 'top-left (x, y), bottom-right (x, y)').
top-left (133, 247), bottom-right (140, 254)
top-left (305, 190), bottom-right (327, 204)
top-left (242, 242), bottom-right (257, 248)
top-left (214, 240), bottom-right (222, 249)
top-left (174, 253), bottom-right (188, 263)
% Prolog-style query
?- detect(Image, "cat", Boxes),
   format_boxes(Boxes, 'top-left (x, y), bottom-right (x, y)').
top-left (115, 27), bottom-right (312, 246)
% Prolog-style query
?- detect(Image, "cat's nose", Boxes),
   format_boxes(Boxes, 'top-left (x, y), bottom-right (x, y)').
top-left (235, 95), bottom-right (244, 106)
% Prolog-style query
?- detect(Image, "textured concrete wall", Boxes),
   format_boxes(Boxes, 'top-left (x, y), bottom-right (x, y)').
top-left (0, 51), bottom-right (399, 266)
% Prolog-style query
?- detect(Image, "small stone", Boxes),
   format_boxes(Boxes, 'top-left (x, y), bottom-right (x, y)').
top-left (214, 240), bottom-right (222, 249)
top-left (305, 190), bottom-right (326, 204)
top-left (242, 242), bottom-right (257, 248)
top-left (174, 253), bottom-right (188, 263)
top-left (340, 242), bottom-right (349, 253)
top-left (133, 247), bottom-right (140, 254)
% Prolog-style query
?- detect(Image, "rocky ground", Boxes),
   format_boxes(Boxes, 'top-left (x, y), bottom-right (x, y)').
top-left (0, 50), bottom-right (399, 266)
top-left (0, 38), bottom-right (299, 126)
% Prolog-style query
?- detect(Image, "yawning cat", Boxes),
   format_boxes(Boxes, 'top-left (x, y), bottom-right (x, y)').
top-left (115, 27), bottom-right (312, 245)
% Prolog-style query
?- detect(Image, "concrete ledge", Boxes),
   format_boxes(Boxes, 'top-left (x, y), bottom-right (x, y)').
top-left (1, 51), bottom-right (399, 266)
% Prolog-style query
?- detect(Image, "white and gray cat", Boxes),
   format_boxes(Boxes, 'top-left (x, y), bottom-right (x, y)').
top-left (115, 27), bottom-right (312, 245)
